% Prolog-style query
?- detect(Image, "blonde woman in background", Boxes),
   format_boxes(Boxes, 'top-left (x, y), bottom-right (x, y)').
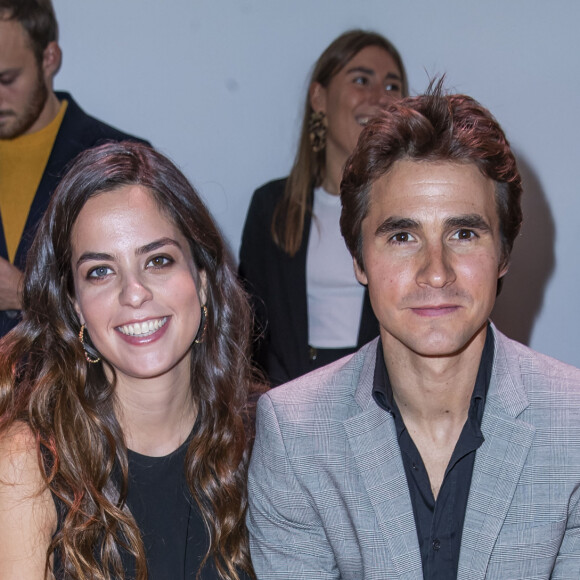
top-left (240, 30), bottom-right (408, 386)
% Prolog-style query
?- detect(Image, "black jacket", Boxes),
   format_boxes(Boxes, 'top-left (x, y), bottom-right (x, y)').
top-left (239, 178), bottom-right (378, 386)
top-left (0, 91), bottom-right (150, 336)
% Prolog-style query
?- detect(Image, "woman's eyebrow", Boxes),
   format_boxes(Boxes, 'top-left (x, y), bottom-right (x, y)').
top-left (136, 237), bottom-right (182, 256)
top-left (345, 66), bottom-right (401, 82)
top-left (76, 252), bottom-right (114, 267)
top-left (75, 238), bottom-right (183, 267)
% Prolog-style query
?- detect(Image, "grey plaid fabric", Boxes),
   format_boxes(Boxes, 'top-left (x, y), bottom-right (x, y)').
top-left (247, 325), bottom-right (580, 579)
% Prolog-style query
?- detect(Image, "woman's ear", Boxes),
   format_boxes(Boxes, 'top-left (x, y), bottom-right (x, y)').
top-left (198, 270), bottom-right (208, 306)
top-left (309, 82), bottom-right (327, 113)
top-left (70, 295), bottom-right (85, 325)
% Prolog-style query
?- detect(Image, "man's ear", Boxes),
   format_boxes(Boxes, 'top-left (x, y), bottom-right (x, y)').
top-left (42, 41), bottom-right (62, 82)
top-left (353, 257), bottom-right (368, 286)
top-left (498, 255), bottom-right (510, 280)
top-left (309, 81), bottom-right (327, 114)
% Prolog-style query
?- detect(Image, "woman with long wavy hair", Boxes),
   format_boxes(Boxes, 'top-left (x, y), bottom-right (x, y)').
top-left (0, 141), bottom-right (256, 579)
top-left (239, 29), bottom-right (408, 386)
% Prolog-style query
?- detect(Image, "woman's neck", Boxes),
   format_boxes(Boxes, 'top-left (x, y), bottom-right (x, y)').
top-left (114, 370), bottom-right (196, 457)
top-left (321, 143), bottom-right (349, 196)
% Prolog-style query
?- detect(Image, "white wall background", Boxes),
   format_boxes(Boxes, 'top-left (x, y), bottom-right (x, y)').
top-left (52, 0), bottom-right (580, 367)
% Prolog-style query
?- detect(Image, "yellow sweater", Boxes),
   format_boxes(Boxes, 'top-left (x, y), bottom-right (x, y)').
top-left (0, 100), bottom-right (67, 263)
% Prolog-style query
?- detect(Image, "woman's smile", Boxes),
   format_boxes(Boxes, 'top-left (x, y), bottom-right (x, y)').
top-left (71, 185), bottom-right (206, 384)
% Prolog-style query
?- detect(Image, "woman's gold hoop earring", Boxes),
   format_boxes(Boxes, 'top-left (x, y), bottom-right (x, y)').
top-left (78, 324), bottom-right (101, 364)
top-left (194, 305), bottom-right (208, 344)
top-left (308, 110), bottom-right (327, 153)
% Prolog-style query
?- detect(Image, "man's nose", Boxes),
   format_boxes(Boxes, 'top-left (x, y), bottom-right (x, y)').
top-left (416, 242), bottom-right (456, 288)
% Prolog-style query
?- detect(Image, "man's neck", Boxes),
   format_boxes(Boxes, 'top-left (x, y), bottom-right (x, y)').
top-left (24, 90), bottom-right (61, 136)
top-left (382, 326), bottom-right (487, 425)
top-left (381, 326), bottom-right (488, 498)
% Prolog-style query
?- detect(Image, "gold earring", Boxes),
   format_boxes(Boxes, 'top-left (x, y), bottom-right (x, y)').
top-left (194, 305), bottom-right (208, 344)
top-left (78, 324), bottom-right (101, 364)
top-left (308, 110), bottom-right (327, 153)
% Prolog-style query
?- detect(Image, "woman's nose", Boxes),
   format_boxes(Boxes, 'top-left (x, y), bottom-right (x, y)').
top-left (119, 273), bottom-right (153, 307)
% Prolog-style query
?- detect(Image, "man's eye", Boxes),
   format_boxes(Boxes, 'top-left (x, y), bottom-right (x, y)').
top-left (87, 266), bottom-right (112, 279)
top-left (453, 229), bottom-right (476, 240)
top-left (0, 75), bottom-right (17, 86)
top-left (390, 232), bottom-right (413, 243)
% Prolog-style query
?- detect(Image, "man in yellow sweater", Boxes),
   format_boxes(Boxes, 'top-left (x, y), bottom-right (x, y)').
top-left (0, 0), bottom-right (148, 336)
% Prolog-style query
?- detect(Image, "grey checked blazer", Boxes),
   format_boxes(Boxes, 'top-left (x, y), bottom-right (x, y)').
top-left (247, 326), bottom-right (580, 579)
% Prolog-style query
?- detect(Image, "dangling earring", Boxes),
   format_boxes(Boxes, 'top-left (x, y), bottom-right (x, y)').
top-left (194, 305), bottom-right (208, 344)
top-left (309, 110), bottom-right (327, 153)
top-left (78, 324), bottom-right (101, 364)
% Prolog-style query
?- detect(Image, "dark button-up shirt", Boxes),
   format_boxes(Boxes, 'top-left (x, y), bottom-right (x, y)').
top-left (372, 328), bottom-right (494, 579)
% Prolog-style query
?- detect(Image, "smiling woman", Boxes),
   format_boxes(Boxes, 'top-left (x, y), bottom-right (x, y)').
top-left (71, 185), bottom-right (206, 390)
top-left (239, 30), bottom-right (408, 386)
top-left (0, 142), bottom-right (256, 579)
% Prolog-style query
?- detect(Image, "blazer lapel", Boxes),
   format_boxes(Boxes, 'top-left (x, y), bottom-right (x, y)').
top-left (343, 345), bottom-right (423, 580)
top-left (458, 328), bottom-right (535, 580)
top-left (285, 207), bottom-right (310, 362)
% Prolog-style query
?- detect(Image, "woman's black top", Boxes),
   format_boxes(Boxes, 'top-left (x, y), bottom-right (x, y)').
top-left (123, 438), bottom-right (218, 579)
top-left (51, 436), bottom-right (221, 579)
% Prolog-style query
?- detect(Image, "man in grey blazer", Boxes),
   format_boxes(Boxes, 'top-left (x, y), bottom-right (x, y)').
top-left (247, 85), bottom-right (580, 579)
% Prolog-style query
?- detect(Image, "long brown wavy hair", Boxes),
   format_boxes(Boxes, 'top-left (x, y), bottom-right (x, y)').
top-left (272, 29), bottom-right (408, 256)
top-left (0, 142), bottom-right (256, 579)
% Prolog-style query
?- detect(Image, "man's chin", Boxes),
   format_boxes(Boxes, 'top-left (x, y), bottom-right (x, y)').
top-left (0, 76), bottom-right (49, 139)
top-left (0, 116), bottom-right (35, 140)
top-left (0, 118), bottom-right (22, 140)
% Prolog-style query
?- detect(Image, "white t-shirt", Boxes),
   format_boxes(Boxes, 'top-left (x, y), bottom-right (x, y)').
top-left (306, 186), bottom-right (365, 348)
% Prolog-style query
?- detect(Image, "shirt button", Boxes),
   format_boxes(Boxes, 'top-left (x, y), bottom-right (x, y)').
top-left (432, 539), bottom-right (441, 551)
top-left (412, 462), bottom-right (418, 471)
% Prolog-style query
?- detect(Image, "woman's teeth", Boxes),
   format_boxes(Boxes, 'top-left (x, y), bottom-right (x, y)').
top-left (118, 317), bottom-right (167, 336)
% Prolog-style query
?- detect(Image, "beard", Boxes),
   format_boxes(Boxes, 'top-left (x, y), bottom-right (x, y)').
top-left (0, 66), bottom-right (49, 139)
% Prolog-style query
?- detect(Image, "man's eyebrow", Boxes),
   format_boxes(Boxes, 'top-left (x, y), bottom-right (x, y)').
top-left (375, 217), bottom-right (419, 237)
top-left (445, 214), bottom-right (491, 231)
top-left (0, 67), bottom-right (18, 77)
top-left (373, 214), bottom-right (492, 238)
top-left (136, 237), bottom-right (182, 256)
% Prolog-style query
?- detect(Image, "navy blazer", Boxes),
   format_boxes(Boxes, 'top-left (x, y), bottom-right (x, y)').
top-left (0, 91), bottom-right (149, 336)
top-left (239, 178), bottom-right (378, 386)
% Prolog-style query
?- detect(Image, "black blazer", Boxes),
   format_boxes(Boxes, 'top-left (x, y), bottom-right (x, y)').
top-left (239, 178), bottom-right (378, 386)
top-left (0, 92), bottom-right (149, 336)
